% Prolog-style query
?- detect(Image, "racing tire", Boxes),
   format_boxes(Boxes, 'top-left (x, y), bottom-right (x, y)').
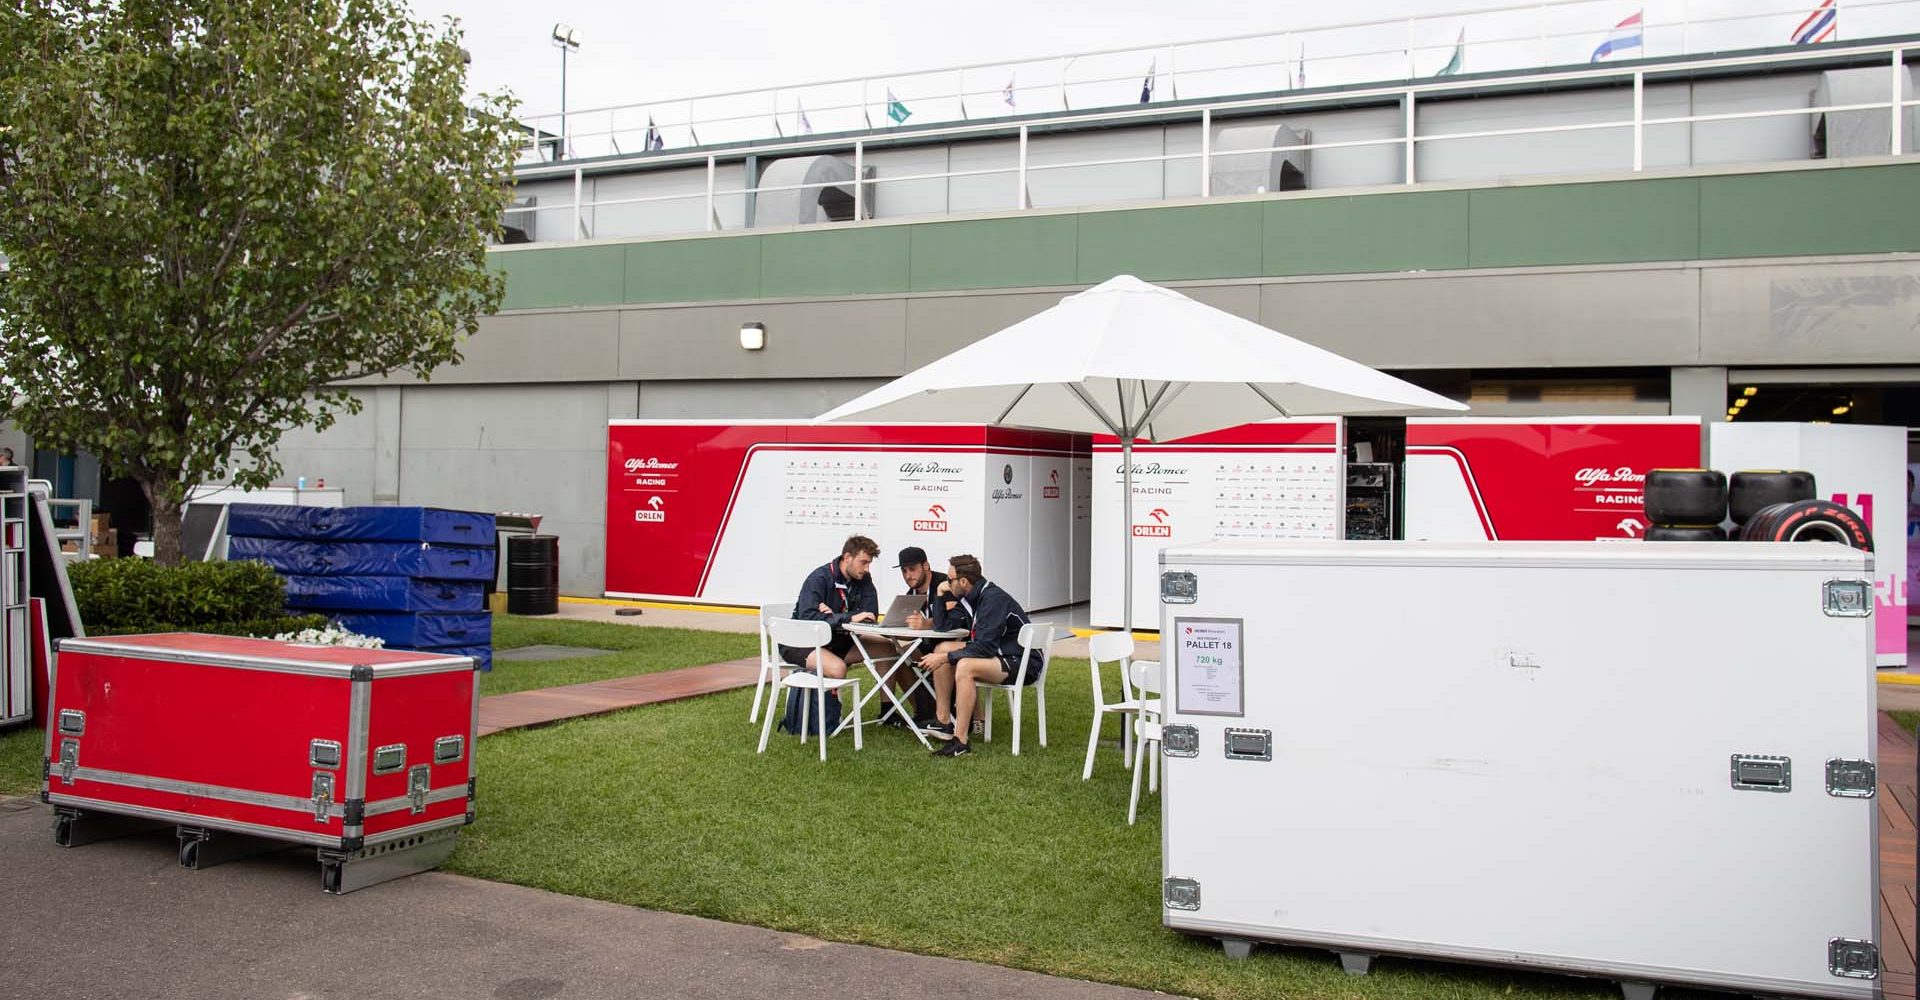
top-left (1643, 469), bottom-right (1727, 526)
top-left (1737, 499), bottom-right (1873, 551)
top-left (1728, 470), bottom-right (1816, 525)
top-left (1644, 524), bottom-right (1726, 541)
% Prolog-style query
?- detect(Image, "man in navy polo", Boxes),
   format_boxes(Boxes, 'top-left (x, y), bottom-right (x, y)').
top-left (780, 535), bottom-right (893, 687)
top-left (917, 553), bottom-right (1038, 757)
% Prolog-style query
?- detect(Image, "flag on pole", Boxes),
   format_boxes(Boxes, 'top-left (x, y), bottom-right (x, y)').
top-left (1004, 75), bottom-right (1017, 109)
top-left (1140, 58), bottom-right (1156, 103)
top-left (886, 88), bottom-right (911, 124)
top-left (797, 102), bottom-right (813, 135)
top-left (1590, 10), bottom-right (1644, 62)
top-left (1791, 0), bottom-right (1837, 44)
top-left (1297, 43), bottom-right (1306, 89)
top-left (1435, 28), bottom-right (1465, 77)
top-left (644, 116), bottom-right (664, 151)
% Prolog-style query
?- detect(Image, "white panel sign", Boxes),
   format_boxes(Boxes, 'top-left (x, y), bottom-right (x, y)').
top-left (1173, 617), bottom-right (1245, 717)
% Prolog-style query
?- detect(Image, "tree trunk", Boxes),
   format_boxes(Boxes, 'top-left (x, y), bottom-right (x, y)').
top-left (137, 475), bottom-right (185, 567)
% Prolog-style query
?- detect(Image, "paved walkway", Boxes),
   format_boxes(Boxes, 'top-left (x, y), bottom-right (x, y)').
top-left (479, 657), bottom-right (760, 736)
top-left (0, 796), bottom-right (1169, 1000)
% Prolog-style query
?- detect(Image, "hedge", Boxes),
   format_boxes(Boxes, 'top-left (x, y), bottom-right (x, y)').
top-left (67, 559), bottom-right (314, 636)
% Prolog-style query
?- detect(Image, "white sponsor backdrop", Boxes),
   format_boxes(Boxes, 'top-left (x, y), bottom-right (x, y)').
top-left (1710, 423), bottom-right (1909, 666)
top-left (1091, 420), bottom-right (1343, 631)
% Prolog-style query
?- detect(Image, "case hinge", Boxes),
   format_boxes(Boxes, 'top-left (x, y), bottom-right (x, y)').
top-left (1162, 724), bottom-right (1200, 758)
top-left (1160, 571), bottom-right (1198, 605)
top-left (1828, 938), bottom-right (1879, 979)
top-left (407, 765), bottom-right (431, 815)
top-left (1164, 876), bottom-right (1202, 911)
top-left (1825, 759), bottom-right (1876, 798)
top-left (310, 772), bottom-right (335, 823)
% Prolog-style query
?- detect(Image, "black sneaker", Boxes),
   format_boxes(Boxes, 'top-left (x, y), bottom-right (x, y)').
top-left (922, 719), bottom-right (955, 741)
top-left (932, 740), bottom-right (972, 757)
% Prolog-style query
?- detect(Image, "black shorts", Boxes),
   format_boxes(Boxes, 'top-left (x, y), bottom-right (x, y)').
top-left (993, 649), bottom-right (1044, 685)
top-left (780, 630), bottom-right (854, 667)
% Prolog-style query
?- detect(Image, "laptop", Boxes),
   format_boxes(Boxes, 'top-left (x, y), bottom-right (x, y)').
top-left (880, 592), bottom-right (930, 626)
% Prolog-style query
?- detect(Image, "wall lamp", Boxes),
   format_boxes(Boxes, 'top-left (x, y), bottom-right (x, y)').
top-left (739, 322), bottom-right (767, 351)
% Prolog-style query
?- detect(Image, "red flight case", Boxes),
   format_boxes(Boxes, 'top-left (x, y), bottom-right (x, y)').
top-left (43, 633), bottom-right (478, 893)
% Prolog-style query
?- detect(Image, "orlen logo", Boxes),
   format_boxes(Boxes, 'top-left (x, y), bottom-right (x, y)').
top-left (1043, 469), bottom-right (1061, 499)
top-left (1574, 467), bottom-right (1645, 486)
top-left (634, 496), bottom-right (667, 522)
top-left (1132, 507), bottom-right (1172, 538)
top-left (624, 457), bottom-right (681, 472)
top-left (913, 504), bottom-right (949, 532)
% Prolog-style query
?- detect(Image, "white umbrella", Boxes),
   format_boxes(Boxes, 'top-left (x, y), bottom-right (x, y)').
top-left (816, 274), bottom-right (1467, 630)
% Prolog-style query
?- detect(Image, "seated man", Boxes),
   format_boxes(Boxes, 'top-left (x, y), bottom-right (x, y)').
top-left (919, 554), bottom-right (1037, 757)
top-left (888, 546), bottom-right (947, 725)
top-left (779, 536), bottom-right (895, 718)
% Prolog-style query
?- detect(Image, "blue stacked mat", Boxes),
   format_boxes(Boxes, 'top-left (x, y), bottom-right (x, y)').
top-left (228, 504), bottom-right (496, 670)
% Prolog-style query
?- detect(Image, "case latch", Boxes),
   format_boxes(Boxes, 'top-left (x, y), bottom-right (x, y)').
top-left (1224, 728), bottom-right (1273, 762)
top-left (1828, 938), bottom-right (1879, 979)
top-left (1162, 724), bottom-right (1200, 758)
top-left (1160, 571), bottom-right (1198, 604)
top-left (1823, 580), bottom-right (1872, 618)
top-left (57, 739), bottom-right (79, 784)
top-left (1825, 759), bottom-right (1876, 798)
top-left (1164, 876), bottom-right (1202, 911)
top-left (310, 772), bottom-right (335, 823)
top-left (407, 765), bottom-right (431, 815)
top-left (1730, 754), bottom-right (1790, 792)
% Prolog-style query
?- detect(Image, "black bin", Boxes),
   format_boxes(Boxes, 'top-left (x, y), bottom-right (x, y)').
top-left (506, 534), bottom-right (560, 616)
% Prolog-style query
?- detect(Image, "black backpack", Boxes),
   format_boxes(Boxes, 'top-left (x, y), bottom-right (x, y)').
top-left (778, 681), bottom-right (842, 738)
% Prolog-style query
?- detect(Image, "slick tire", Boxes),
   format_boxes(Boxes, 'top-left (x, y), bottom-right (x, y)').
top-left (1738, 499), bottom-right (1873, 551)
top-left (1643, 469), bottom-right (1727, 527)
top-left (1644, 524), bottom-right (1726, 541)
top-left (1728, 470), bottom-right (1816, 525)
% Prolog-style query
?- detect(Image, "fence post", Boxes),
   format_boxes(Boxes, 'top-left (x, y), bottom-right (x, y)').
top-left (1200, 108), bottom-right (1212, 198)
top-left (854, 141), bottom-right (865, 220)
top-left (1894, 48), bottom-right (1906, 156)
top-left (572, 167), bottom-right (584, 240)
top-left (1017, 125), bottom-right (1029, 209)
top-left (1633, 71), bottom-right (1645, 171)
top-left (706, 155), bottom-right (717, 232)
top-left (1403, 91), bottom-right (1417, 184)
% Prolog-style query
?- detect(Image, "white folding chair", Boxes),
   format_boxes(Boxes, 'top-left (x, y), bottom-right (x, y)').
top-left (1083, 632), bottom-right (1159, 780)
top-left (757, 619), bottom-right (863, 761)
top-left (978, 623), bottom-right (1055, 756)
top-left (1123, 659), bottom-right (1164, 825)
top-left (749, 601), bottom-right (796, 723)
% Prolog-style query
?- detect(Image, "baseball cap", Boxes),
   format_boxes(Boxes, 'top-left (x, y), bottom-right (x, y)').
top-left (893, 545), bottom-right (929, 569)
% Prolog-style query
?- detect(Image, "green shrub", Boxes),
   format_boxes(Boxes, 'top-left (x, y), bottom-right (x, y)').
top-left (68, 559), bottom-right (292, 633)
top-left (86, 614), bottom-right (331, 638)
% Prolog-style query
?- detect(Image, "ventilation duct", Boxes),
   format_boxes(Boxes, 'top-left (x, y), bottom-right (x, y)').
top-left (1209, 124), bottom-right (1311, 196)
top-left (1811, 66), bottom-right (1916, 159)
top-left (754, 155), bottom-right (876, 227)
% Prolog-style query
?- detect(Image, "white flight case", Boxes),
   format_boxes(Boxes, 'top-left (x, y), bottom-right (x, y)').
top-left (1155, 540), bottom-right (1881, 1000)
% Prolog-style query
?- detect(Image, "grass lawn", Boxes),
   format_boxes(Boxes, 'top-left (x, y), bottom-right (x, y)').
top-left (0, 725), bottom-right (41, 796)
top-left (483, 614), bottom-right (758, 696)
top-left (448, 661), bottom-right (1654, 1000)
top-left (1892, 710), bottom-right (1920, 733)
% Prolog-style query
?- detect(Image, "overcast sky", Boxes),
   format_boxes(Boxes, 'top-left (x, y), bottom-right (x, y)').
top-left (410, 0), bottom-right (1871, 136)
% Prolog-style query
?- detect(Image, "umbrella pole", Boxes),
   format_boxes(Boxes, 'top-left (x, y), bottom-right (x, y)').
top-left (1122, 436), bottom-right (1134, 634)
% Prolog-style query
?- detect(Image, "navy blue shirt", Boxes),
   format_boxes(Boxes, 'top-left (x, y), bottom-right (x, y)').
top-left (792, 557), bottom-right (878, 632)
top-left (945, 581), bottom-right (1028, 665)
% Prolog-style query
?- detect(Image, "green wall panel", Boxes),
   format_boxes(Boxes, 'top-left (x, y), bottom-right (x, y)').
top-left (909, 216), bottom-right (1079, 291)
top-left (1263, 191), bottom-right (1469, 275)
top-left (1468, 178), bottom-right (1699, 267)
top-left (495, 245), bottom-right (625, 310)
top-left (1700, 165), bottom-right (1920, 258)
top-left (759, 227), bottom-right (911, 297)
top-left (624, 237), bottom-right (762, 304)
top-left (1075, 204), bottom-right (1263, 283)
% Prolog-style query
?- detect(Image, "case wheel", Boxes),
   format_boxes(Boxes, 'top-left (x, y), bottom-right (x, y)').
top-left (1338, 952), bottom-right (1375, 976)
top-left (52, 808), bottom-right (164, 848)
top-left (177, 826), bottom-right (290, 869)
top-left (1219, 938), bottom-right (1253, 961)
top-left (1618, 981), bottom-right (1658, 1000)
top-left (318, 828), bottom-right (459, 894)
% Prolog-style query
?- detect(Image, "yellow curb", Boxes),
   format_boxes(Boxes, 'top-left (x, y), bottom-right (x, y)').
top-left (560, 595), bottom-right (757, 616)
top-left (1069, 627), bottom-right (1160, 641)
top-left (1878, 673), bottom-right (1920, 686)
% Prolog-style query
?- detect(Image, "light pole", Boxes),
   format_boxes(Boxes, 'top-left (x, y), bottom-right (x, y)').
top-left (551, 23), bottom-right (579, 159)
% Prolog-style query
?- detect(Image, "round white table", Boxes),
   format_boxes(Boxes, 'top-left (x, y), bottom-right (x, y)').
top-left (840, 622), bottom-right (968, 748)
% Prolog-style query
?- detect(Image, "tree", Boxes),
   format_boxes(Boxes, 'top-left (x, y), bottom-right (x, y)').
top-left (0, 0), bottom-right (519, 564)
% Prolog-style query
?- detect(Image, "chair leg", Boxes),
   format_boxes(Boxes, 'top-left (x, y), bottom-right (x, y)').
top-left (982, 689), bottom-right (994, 743)
top-left (757, 682), bottom-right (780, 753)
top-left (749, 664), bottom-right (767, 722)
top-left (817, 686), bottom-right (828, 762)
top-left (1150, 736), bottom-right (1159, 793)
top-left (1128, 724), bottom-right (1148, 825)
top-left (851, 683), bottom-right (863, 752)
top-left (1010, 686), bottom-right (1023, 756)
top-left (1036, 684), bottom-right (1048, 748)
top-left (1083, 707), bottom-right (1104, 780)
top-left (799, 689), bottom-right (811, 746)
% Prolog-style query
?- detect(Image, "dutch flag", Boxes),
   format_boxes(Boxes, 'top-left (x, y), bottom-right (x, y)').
top-left (1590, 11), bottom-right (1644, 63)
top-left (1792, 0), bottom-right (1837, 44)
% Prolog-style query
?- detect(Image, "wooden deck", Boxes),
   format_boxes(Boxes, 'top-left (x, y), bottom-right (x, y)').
top-left (477, 657), bottom-right (760, 736)
top-left (1883, 711), bottom-right (1916, 1000)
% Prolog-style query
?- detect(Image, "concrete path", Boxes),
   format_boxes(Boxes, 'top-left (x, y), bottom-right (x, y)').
top-left (0, 796), bottom-right (1171, 1000)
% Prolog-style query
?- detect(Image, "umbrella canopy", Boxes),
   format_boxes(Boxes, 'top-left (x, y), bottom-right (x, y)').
top-left (816, 274), bottom-right (1467, 631)
top-left (816, 275), bottom-right (1464, 438)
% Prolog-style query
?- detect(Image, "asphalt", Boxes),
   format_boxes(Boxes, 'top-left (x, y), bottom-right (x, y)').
top-left (0, 797), bottom-right (1169, 1000)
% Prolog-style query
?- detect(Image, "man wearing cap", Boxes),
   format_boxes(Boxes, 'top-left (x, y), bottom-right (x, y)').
top-left (887, 546), bottom-right (947, 725)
